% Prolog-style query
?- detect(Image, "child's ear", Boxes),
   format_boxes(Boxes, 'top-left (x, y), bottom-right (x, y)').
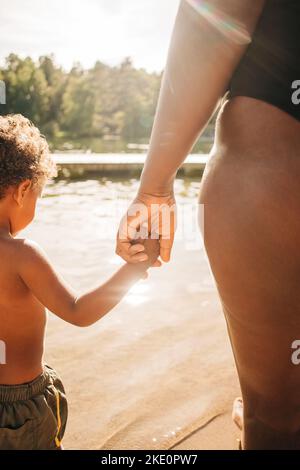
top-left (13, 180), bottom-right (32, 207)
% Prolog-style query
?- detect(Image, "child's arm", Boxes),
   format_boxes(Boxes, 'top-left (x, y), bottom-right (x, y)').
top-left (18, 238), bottom-right (159, 327)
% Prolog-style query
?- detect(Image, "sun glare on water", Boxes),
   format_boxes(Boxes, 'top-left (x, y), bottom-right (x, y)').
top-left (125, 282), bottom-right (151, 306)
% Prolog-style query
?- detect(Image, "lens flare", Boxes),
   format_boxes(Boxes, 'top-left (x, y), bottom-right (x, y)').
top-left (186, 0), bottom-right (252, 45)
top-left (125, 282), bottom-right (150, 306)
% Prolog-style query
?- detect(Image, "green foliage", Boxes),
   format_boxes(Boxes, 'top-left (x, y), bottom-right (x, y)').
top-left (0, 54), bottom-right (215, 152)
top-left (0, 54), bottom-right (162, 145)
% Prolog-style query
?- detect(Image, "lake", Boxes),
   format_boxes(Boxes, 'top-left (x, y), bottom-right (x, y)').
top-left (21, 175), bottom-right (237, 450)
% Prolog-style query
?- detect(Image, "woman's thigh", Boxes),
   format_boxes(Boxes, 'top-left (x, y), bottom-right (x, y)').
top-left (200, 97), bottom-right (300, 448)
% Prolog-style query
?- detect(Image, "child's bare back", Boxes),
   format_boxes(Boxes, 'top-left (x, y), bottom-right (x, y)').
top-left (0, 114), bottom-right (160, 449)
top-left (0, 233), bottom-right (158, 386)
top-left (0, 235), bottom-right (47, 385)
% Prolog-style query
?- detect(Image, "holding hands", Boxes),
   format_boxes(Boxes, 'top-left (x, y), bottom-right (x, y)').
top-left (116, 190), bottom-right (177, 268)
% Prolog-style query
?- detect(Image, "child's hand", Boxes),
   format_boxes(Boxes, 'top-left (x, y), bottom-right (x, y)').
top-left (129, 238), bottom-right (161, 277)
top-left (143, 238), bottom-right (161, 268)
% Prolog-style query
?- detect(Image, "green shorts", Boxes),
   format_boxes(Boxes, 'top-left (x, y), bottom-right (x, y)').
top-left (0, 364), bottom-right (68, 450)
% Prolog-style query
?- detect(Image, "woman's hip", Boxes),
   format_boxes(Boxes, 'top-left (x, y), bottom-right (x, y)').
top-left (199, 97), bottom-right (300, 329)
top-left (199, 131), bottom-right (300, 371)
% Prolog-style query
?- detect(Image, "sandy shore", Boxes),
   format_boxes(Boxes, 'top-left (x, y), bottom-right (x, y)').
top-left (44, 246), bottom-right (240, 450)
top-left (24, 179), bottom-right (241, 450)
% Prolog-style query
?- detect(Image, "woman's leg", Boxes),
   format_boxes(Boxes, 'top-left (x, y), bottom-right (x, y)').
top-left (200, 97), bottom-right (300, 449)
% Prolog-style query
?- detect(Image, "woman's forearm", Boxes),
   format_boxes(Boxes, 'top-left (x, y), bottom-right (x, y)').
top-left (139, 0), bottom-right (266, 195)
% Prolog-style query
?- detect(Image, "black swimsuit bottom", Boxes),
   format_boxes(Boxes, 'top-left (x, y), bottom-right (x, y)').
top-left (229, 0), bottom-right (300, 121)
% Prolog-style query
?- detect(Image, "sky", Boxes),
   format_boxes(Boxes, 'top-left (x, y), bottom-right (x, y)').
top-left (0, 0), bottom-right (181, 72)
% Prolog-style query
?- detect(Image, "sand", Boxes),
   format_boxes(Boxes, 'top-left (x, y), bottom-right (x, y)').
top-left (23, 179), bottom-right (241, 450)
top-left (43, 247), bottom-right (240, 450)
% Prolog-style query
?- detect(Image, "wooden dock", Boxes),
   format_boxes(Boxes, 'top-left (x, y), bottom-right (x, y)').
top-left (53, 153), bottom-right (209, 178)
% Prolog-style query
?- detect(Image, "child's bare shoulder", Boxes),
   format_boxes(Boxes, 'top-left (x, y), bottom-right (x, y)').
top-left (0, 239), bottom-right (42, 287)
top-left (17, 238), bottom-right (48, 266)
top-left (0, 237), bottom-right (46, 267)
top-left (0, 238), bottom-right (53, 287)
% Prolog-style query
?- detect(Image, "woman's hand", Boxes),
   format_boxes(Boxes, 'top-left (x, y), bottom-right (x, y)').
top-left (116, 190), bottom-right (176, 264)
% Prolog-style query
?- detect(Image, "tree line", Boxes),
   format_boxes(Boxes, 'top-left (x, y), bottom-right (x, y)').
top-left (0, 54), bottom-right (215, 152)
top-left (0, 54), bottom-right (162, 144)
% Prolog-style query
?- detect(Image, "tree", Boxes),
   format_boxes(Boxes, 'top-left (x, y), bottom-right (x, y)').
top-left (0, 53), bottom-right (212, 149)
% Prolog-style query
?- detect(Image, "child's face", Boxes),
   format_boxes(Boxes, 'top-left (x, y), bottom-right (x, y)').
top-left (10, 181), bottom-right (44, 236)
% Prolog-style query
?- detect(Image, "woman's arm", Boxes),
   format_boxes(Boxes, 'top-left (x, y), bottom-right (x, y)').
top-left (116, 0), bottom-right (266, 264)
top-left (139, 0), bottom-right (266, 195)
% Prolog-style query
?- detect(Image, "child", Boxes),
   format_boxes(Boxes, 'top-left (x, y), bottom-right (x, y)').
top-left (0, 114), bottom-right (159, 450)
